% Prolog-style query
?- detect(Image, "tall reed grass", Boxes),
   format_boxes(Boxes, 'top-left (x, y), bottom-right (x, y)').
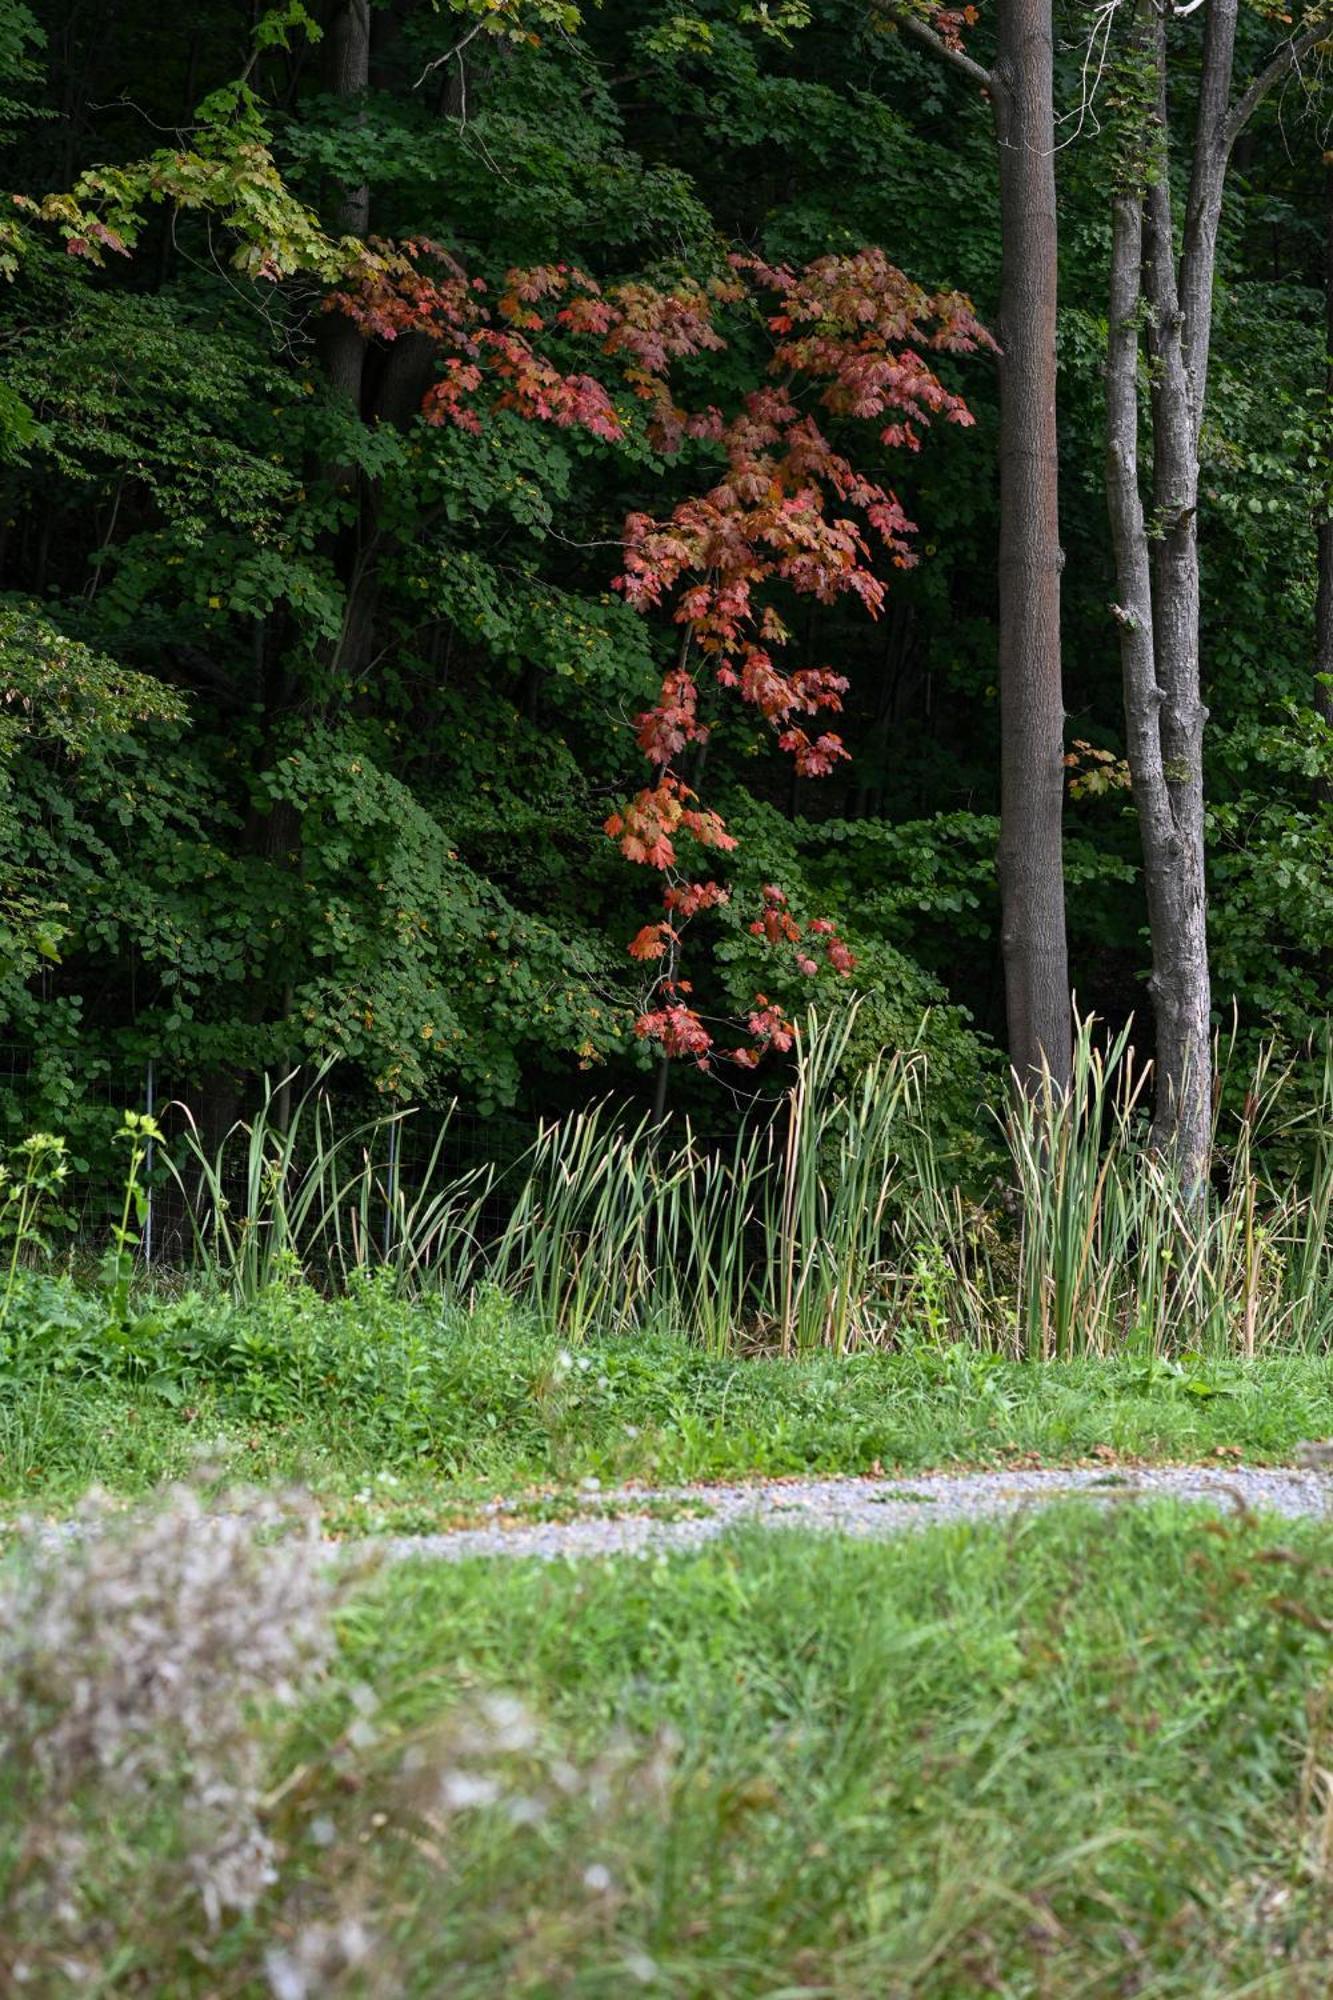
top-left (164, 1011), bottom-right (1333, 1358)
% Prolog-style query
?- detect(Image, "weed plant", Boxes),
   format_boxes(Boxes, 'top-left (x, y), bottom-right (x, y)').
top-left (161, 1010), bottom-right (1333, 1358)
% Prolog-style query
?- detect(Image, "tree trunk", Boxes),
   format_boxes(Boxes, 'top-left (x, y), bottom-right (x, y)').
top-left (1106, 168), bottom-right (1207, 1192)
top-left (317, 0), bottom-right (371, 406)
top-left (873, 0), bottom-right (1071, 1092)
top-left (1103, 0), bottom-right (1244, 1192)
top-left (1317, 512), bottom-right (1333, 807)
top-left (1136, 19), bottom-right (1212, 1186)
top-left (316, 0), bottom-right (376, 694)
top-left (992, 0), bottom-right (1071, 1093)
top-left (1316, 160), bottom-right (1333, 809)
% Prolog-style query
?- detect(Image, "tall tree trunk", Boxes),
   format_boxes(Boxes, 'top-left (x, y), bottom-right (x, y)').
top-left (1104, 0), bottom-right (1248, 1190)
top-left (1134, 6), bottom-right (1215, 1185)
top-left (992, 0), bottom-right (1070, 1092)
top-left (877, 0), bottom-right (1071, 1090)
top-left (1106, 0), bottom-right (1331, 1178)
top-left (316, 1), bottom-right (442, 696)
top-left (316, 0), bottom-right (379, 700)
top-left (318, 0), bottom-right (371, 405)
top-left (1316, 158), bottom-right (1333, 809)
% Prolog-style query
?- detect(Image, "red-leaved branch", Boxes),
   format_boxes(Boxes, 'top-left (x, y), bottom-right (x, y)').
top-left (328, 242), bottom-right (992, 1070)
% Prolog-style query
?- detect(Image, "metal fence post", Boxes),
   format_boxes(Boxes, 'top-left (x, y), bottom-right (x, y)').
top-left (383, 1115), bottom-right (400, 1260)
top-left (144, 1057), bottom-right (155, 1267)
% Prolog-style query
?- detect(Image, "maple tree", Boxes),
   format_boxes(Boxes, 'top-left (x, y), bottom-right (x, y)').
top-left (331, 239), bottom-right (990, 1067)
top-left (606, 249), bottom-right (993, 1066)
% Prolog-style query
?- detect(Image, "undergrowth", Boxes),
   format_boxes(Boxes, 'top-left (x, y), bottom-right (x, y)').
top-left (5, 1493), bottom-right (1333, 1994)
top-left (154, 1012), bottom-right (1333, 1358)
top-left (2, 1280), bottom-right (1331, 1514)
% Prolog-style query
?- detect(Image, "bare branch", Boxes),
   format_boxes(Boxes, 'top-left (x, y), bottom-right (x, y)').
top-left (1225, 11), bottom-right (1333, 149)
top-left (415, 16), bottom-right (488, 92)
top-left (1054, 0), bottom-right (1125, 150)
top-left (871, 2), bottom-right (994, 91)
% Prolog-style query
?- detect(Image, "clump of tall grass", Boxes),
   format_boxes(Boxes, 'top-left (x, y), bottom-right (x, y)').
top-left (172, 1069), bottom-right (495, 1299)
top-left (166, 1010), bottom-right (923, 1357)
top-left (1003, 1017), bottom-right (1333, 1358)
top-left (160, 1011), bottom-right (1333, 1359)
top-left (757, 1007), bottom-right (921, 1354)
top-left (487, 1102), bottom-right (683, 1344)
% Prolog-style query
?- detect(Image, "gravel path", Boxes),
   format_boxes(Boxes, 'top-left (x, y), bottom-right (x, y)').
top-left (382, 1463), bottom-right (1333, 1564)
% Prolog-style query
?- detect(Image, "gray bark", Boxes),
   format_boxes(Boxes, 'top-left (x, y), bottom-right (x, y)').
top-left (993, 0), bottom-right (1070, 1092)
top-left (1317, 161), bottom-right (1333, 809)
top-left (1135, 1), bottom-right (1223, 1184)
top-left (1101, 0), bottom-right (1319, 1189)
top-left (1104, 0), bottom-right (1333, 1182)
top-left (878, 0), bottom-right (1071, 1092)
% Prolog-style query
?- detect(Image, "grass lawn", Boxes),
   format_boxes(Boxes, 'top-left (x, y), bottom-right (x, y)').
top-left (6, 1281), bottom-right (1333, 1990)
top-left (331, 1505), bottom-right (1333, 1995)
top-left (8, 1500), bottom-right (1333, 1994)
top-left (2, 1283), bottom-right (1332, 1525)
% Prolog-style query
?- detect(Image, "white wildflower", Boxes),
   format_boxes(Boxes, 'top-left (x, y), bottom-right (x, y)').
top-left (264, 1917), bottom-right (374, 2000)
top-left (437, 1770), bottom-right (501, 1813)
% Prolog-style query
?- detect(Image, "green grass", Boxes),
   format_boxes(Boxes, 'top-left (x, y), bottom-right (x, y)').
top-left (15, 1502), bottom-right (1333, 1994)
top-left (322, 1507), bottom-right (1333, 1995)
top-left (3, 1280), bottom-right (1332, 1521)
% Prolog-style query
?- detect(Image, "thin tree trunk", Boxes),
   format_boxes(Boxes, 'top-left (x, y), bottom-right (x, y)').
top-left (1317, 516), bottom-right (1333, 807)
top-left (1316, 160), bottom-right (1333, 808)
top-left (317, 0), bottom-right (371, 405)
top-left (992, 0), bottom-right (1070, 1092)
top-left (1134, 9), bottom-right (1213, 1185)
top-left (1104, 0), bottom-right (1248, 1190)
top-left (317, 0), bottom-right (377, 691)
top-left (1105, 191), bottom-right (1161, 875)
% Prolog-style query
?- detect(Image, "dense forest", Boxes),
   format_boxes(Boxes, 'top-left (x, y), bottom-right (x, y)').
top-left (0, 0), bottom-right (1329, 1172)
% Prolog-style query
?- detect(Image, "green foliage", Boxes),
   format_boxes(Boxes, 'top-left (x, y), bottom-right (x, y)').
top-left (0, 607), bottom-right (185, 980)
top-left (0, 0), bottom-right (43, 149)
top-left (0, 0), bottom-right (1329, 1152)
top-left (4, 1281), bottom-right (1333, 1502)
top-left (0, 606), bottom-right (184, 755)
top-left (99, 1110), bottom-right (163, 1342)
top-left (0, 1130), bottom-right (65, 1329)
top-left (15, 80), bottom-right (348, 278)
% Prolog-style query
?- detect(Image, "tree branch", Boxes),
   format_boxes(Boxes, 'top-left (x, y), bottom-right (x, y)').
top-left (872, 2), bottom-right (994, 92)
top-left (1224, 11), bottom-right (1333, 149)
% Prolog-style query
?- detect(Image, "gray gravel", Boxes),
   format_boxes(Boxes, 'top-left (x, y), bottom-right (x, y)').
top-left (381, 1463), bottom-right (1333, 1564)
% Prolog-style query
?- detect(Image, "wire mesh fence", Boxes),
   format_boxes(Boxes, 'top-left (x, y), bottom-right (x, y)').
top-left (0, 1046), bottom-right (540, 1270)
